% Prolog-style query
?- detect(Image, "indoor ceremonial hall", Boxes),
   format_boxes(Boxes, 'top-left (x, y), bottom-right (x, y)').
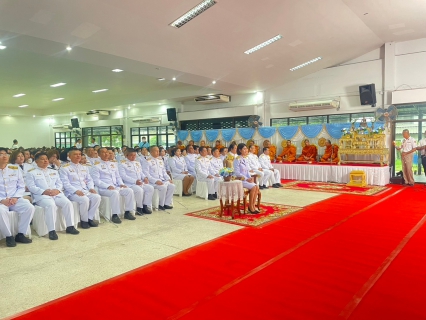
top-left (1, 1), bottom-right (426, 319)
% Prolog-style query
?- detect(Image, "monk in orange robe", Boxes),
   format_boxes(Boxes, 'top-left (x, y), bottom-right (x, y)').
top-left (247, 140), bottom-right (259, 156)
top-left (263, 140), bottom-right (276, 161)
top-left (320, 140), bottom-right (339, 163)
top-left (214, 140), bottom-right (225, 150)
top-left (277, 140), bottom-right (296, 162)
top-left (177, 141), bottom-right (186, 150)
top-left (297, 139), bottom-right (317, 162)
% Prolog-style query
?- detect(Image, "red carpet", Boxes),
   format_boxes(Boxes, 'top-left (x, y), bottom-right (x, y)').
top-left (281, 180), bottom-right (388, 195)
top-left (11, 184), bottom-right (426, 320)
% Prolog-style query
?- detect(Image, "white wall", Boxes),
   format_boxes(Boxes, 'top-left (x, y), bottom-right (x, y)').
top-left (0, 116), bottom-right (52, 148)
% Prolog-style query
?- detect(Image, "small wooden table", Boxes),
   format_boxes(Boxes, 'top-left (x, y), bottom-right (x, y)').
top-left (218, 180), bottom-right (244, 219)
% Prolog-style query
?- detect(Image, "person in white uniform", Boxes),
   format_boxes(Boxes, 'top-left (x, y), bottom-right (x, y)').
top-left (118, 148), bottom-right (154, 215)
top-left (0, 148), bottom-right (34, 247)
top-left (26, 153), bottom-right (79, 240)
top-left (259, 147), bottom-right (282, 188)
top-left (91, 147), bottom-right (136, 224)
top-left (145, 146), bottom-right (175, 210)
top-left (195, 146), bottom-right (220, 200)
top-left (394, 129), bottom-right (417, 186)
top-left (210, 147), bottom-right (224, 176)
top-left (184, 145), bottom-right (197, 176)
top-left (247, 145), bottom-right (271, 190)
top-left (59, 149), bottom-right (101, 229)
top-left (168, 148), bottom-right (194, 196)
top-left (416, 130), bottom-right (426, 176)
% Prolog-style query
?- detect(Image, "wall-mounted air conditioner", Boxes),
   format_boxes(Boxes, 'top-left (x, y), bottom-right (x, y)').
top-left (194, 94), bottom-right (230, 104)
top-left (132, 117), bottom-right (161, 123)
top-left (289, 99), bottom-right (340, 112)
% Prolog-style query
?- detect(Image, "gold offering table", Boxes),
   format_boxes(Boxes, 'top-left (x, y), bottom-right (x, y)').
top-left (339, 133), bottom-right (389, 166)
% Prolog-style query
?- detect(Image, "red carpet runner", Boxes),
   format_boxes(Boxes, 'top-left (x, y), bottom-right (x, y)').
top-left (10, 184), bottom-right (426, 320)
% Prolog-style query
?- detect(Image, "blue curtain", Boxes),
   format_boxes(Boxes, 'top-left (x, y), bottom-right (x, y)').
top-left (238, 128), bottom-right (255, 140)
top-left (258, 127), bottom-right (276, 138)
top-left (301, 124), bottom-right (323, 138)
top-left (205, 130), bottom-right (219, 142)
top-left (325, 123), bottom-right (351, 139)
top-left (277, 126), bottom-right (299, 139)
top-left (222, 129), bottom-right (236, 142)
top-left (177, 130), bottom-right (188, 141)
top-left (190, 130), bottom-right (203, 142)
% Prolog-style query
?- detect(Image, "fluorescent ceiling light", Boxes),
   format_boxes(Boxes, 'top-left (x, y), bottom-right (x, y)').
top-left (52, 98), bottom-right (64, 101)
top-left (172, 77), bottom-right (176, 81)
top-left (169, 0), bottom-right (217, 28)
top-left (92, 89), bottom-right (108, 93)
top-left (50, 82), bottom-right (66, 87)
top-left (290, 57), bottom-right (322, 71)
top-left (212, 80), bottom-right (216, 84)
top-left (0, 42), bottom-right (6, 50)
top-left (244, 35), bottom-right (283, 54)
top-left (158, 78), bottom-right (166, 81)
top-left (112, 69), bottom-right (123, 72)
top-left (13, 93), bottom-right (26, 98)
top-left (18, 105), bottom-right (28, 108)
top-left (66, 46), bottom-right (72, 51)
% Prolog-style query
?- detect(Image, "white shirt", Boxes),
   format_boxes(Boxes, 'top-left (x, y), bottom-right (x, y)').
top-left (418, 138), bottom-right (426, 156)
top-left (400, 136), bottom-right (417, 152)
top-left (75, 142), bottom-right (82, 149)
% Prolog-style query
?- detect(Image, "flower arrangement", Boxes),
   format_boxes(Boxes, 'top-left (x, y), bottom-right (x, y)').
top-left (219, 167), bottom-right (234, 178)
top-left (372, 126), bottom-right (384, 134)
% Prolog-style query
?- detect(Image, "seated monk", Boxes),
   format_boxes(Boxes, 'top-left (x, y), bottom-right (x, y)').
top-left (297, 139), bottom-right (317, 162)
top-left (247, 139), bottom-right (259, 156)
top-left (263, 140), bottom-right (276, 162)
top-left (277, 140), bottom-right (296, 162)
top-left (320, 140), bottom-right (339, 163)
top-left (177, 141), bottom-right (186, 150)
top-left (214, 140), bottom-right (225, 150)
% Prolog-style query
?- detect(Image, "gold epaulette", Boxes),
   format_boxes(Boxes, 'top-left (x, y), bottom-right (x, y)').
top-left (28, 168), bottom-right (35, 172)
top-left (121, 160), bottom-right (126, 163)
top-left (62, 163), bottom-right (70, 168)
top-left (112, 159), bottom-right (117, 162)
top-left (8, 165), bottom-right (18, 170)
top-left (94, 161), bottom-right (100, 165)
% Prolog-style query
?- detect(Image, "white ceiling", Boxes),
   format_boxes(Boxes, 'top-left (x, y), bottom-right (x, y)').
top-left (1, 0), bottom-right (426, 117)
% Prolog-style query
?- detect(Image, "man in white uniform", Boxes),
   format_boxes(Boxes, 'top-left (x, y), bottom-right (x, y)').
top-left (185, 145), bottom-right (197, 176)
top-left (0, 148), bottom-right (34, 247)
top-left (210, 148), bottom-right (224, 175)
top-left (248, 145), bottom-right (272, 190)
top-left (59, 149), bottom-right (101, 229)
top-left (118, 148), bottom-right (154, 215)
top-left (26, 153), bottom-right (79, 240)
top-left (259, 147), bottom-right (282, 188)
top-left (145, 146), bottom-right (175, 210)
top-left (91, 147), bottom-right (136, 223)
top-left (195, 146), bottom-right (220, 200)
top-left (417, 130), bottom-right (426, 176)
top-left (394, 129), bottom-right (417, 186)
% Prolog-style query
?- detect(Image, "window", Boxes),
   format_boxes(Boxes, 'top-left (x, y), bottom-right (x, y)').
top-left (289, 117), bottom-right (308, 126)
top-left (329, 114), bottom-right (351, 123)
top-left (82, 126), bottom-right (123, 147)
top-left (271, 112), bottom-right (377, 126)
top-left (55, 132), bottom-right (76, 149)
top-left (130, 126), bottom-right (176, 148)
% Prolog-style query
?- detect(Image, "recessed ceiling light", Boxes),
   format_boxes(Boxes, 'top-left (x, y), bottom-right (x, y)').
top-left (127, 106), bottom-right (131, 109)
top-left (33, 115), bottom-right (36, 118)
top-left (18, 105), bottom-right (28, 108)
top-left (112, 69), bottom-right (123, 72)
top-left (290, 57), bottom-right (322, 71)
top-left (50, 82), bottom-right (66, 87)
top-left (158, 78), bottom-right (166, 81)
top-left (172, 77), bottom-right (176, 81)
top-left (52, 98), bottom-right (64, 101)
top-left (0, 42), bottom-right (6, 50)
top-left (244, 35), bottom-right (283, 55)
top-left (212, 80), bottom-right (216, 84)
top-left (169, 0), bottom-right (217, 28)
top-left (133, 104), bottom-right (135, 106)
top-left (13, 93), bottom-right (26, 98)
top-left (66, 46), bottom-right (72, 51)
top-left (92, 89), bottom-right (108, 93)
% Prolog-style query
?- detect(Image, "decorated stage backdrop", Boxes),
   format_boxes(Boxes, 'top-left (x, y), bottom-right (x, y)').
top-left (177, 122), bottom-right (389, 157)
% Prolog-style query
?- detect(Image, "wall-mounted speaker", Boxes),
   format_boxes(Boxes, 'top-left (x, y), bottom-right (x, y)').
top-left (167, 108), bottom-right (177, 121)
top-left (71, 118), bottom-right (80, 128)
top-left (359, 84), bottom-right (377, 106)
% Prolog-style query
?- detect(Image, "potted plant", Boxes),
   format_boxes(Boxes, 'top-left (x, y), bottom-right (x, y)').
top-left (219, 167), bottom-right (234, 182)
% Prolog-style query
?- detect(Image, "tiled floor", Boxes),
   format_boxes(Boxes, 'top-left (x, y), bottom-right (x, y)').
top-left (0, 188), bottom-right (335, 318)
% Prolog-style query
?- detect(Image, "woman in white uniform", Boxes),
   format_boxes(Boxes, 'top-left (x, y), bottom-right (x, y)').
top-left (234, 143), bottom-right (260, 214)
top-left (169, 148), bottom-right (195, 196)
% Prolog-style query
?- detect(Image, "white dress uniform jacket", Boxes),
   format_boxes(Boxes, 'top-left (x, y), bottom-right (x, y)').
top-left (259, 153), bottom-right (281, 185)
top-left (233, 156), bottom-right (256, 189)
top-left (247, 153), bottom-right (271, 187)
top-left (195, 156), bottom-right (221, 194)
top-left (59, 162), bottom-right (101, 222)
top-left (169, 156), bottom-right (191, 180)
top-left (118, 159), bottom-right (154, 207)
top-left (184, 153), bottom-right (197, 176)
top-left (145, 156), bottom-right (175, 207)
top-left (26, 167), bottom-right (74, 231)
top-left (0, 164), bottom-right (34, 237)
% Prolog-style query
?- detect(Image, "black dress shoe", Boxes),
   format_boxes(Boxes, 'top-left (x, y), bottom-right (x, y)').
top-left (213, 193), bottom-right (218, 199)
top-left (263, 185), bottom-right (268, 189)
top-left (66, 226), bottom-right (80, 235)
top-left (208, 194), bottom-right (216, 200)
top-left (248, 209), bottom-right (259, 214)
top-left (135, 207), bottom-right (144, 216)
top-left (182, 193), bottom-right (191, 197)
top-left (272, 184), bottom-right (280, 188)
top-left (111, 214), bottom-right (122, 224)
top-left (81, 221), bottom-right (90, 229)
top-left (15, 233), bottom-right (32, 244)
top-left (49, 230), bottom-right (58, 240)
top-left (163, 205), bottom-right (173, 209)
top-left (158, 206), bottom-right (165, 211)
top-left (6, 236), bottom-right (16, 247)
top-left (142, 205), bottom-right (152, 214)
top-left (88, 219), bottom-right (98, 227)
top-left (124, 211), bottom-right (136, 220)
top-left (259, 185), bottom-right (265, 190)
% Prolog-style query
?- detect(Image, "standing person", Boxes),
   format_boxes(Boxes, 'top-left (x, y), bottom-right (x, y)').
top-left (417, 130), bottom-right (426, 176)
top-left (59, 149), bottom-right (101, 229)
top-left (0, 148), bottom-right (34, 247)
top-left (138, 137), bottom-right (150, 149)
top-left (89, 138), bottom-right (97, 147)
top-left (394, 129), bottom-right (417, 186)
top-left (168, 148), bottom-right (194, 196)
top-left (11, 139), bottom-right (19, 150)
top-left (259, 147), bottom-right (283, 188)
top-left (26, 153), bottom-right (79, 240)
top-left (74, 138), bottom-right (82, 149)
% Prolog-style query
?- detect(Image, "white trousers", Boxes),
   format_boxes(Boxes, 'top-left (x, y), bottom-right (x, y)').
top-left (35, 194), bottom-right (74, 231)
top-left (0, 198), bottom-right (34, 237)
top-left (129, 184), bottom-right (154, 207)
top-left (252, 169), bottom-right (272, 186)
top-left (152, 181), bottom-right (175, 206)
top-left (198, 177), bottom-right (216, 194)
top-left (99, 187), bottom-right (135, 215)
top-left (268, 168), bottom-right (281, 184)
top-left (69, 192), bottom-right (101, 222)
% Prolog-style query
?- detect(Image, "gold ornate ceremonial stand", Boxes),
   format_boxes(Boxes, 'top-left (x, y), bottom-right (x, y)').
top-left (339, 133), bottom-right (389, 166)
